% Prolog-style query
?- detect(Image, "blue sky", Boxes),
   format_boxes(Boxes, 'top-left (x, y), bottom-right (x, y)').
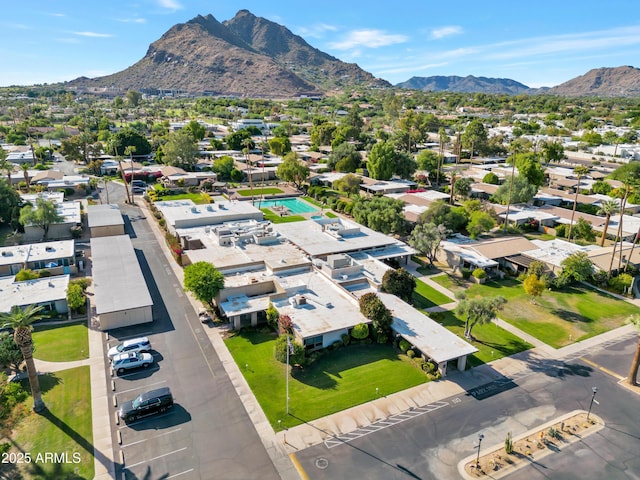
top-left (1, 1), bottom-right (639, 89)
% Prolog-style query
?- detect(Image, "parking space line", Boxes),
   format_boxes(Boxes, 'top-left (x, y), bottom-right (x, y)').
top-left (121, 428), bottom-right (182, 448)
top-left (116, 380), bottom-right (167, 396)
top-left (124, 447), bottom-right (188, 469)
top-left (167, 469), bottom-right (195, 479)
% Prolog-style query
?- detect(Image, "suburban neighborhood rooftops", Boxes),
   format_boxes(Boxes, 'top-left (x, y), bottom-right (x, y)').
top-left (156, 199), bottom-right (263, 230)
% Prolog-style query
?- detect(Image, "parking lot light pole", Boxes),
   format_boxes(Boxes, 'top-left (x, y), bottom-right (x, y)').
top-left (475, 433), bottom-right (484, 467)
top-left (587, 387), bottom-right (598, 421)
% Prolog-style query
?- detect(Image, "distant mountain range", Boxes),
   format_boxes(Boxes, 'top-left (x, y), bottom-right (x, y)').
top-left (396, 66), bottom-right (640, 97)
top-left (68, 10), bottom-right (389, 98)
top-left (64, 10), bottom-right (639, 98)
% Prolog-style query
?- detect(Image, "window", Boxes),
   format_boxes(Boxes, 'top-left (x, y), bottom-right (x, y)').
top-left (304, 335), bottom-right (323, 350)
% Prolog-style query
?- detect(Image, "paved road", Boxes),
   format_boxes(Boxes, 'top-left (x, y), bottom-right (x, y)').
top-left (294, 338), bottom-right (640, 480)
top-left (106, 203), bottom-right (280, 480)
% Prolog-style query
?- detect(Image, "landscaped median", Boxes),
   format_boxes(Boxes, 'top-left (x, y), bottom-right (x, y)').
top-left (458, 410), bottom-right (604, 479)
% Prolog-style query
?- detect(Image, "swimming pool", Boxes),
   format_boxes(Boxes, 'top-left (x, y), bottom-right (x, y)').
top-left (259, 198), bottom-right (319, 214)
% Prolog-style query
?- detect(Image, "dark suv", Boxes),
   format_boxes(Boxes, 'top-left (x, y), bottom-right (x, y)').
top-left (119, 387), bottom-right (173, 422)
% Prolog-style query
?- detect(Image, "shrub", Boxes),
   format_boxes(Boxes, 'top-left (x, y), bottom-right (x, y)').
top-left (341, 334), bottom-right (350, 346)
top-left (505, 431), bottom-right (513, 454)
top-left (407, 349), bottom-right (416, 359)
top-left (274, 335), bottom-right (305, 364)
top-left (37, 269), bottom-right (51, 278)
top-left (332, 340), bottom-right (343, 350)
top-left (398, 339), bottom-right (411, 353)
top-left (351, 323), bottom-right (369, 340)
top-left (608, 273), bottom-right (633, 294)
top-left (461, 267), bottom-right (472, 279)
top-left (472, 268), bottom-right (486, 279)
top-left (422, 361), bottom-right (436, 374)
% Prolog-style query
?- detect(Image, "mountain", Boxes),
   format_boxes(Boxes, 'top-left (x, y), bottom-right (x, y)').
top-left (545, 66), bottom-right (640, 97)
top-left (67, 11), bottom-right (389, 98)
top-left (396, 75), bottom-right (532, 95)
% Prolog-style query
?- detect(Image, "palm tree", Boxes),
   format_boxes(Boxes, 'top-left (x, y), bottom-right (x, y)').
top-left (627, 314), bottom-right (640, 386)
top-left (242, 138), bottom-right (255, 205)
top-left (20, 163), bottom-right (31, 192)
top-left (597, 199), bottom-right (619, 247)
top-left (567, 166), bottom-right (590, 242)
top-left (0, 146), bottom-right (14, 186)
top-left (0, 305), bottom-right (46, 412)
top-left (503, 141), bottom-right (523, 233)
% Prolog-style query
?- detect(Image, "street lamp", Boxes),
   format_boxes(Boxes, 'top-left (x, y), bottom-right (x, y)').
top-left (475, 433), bottom-right (484, 467)
top-left (587, 387), bottom-right (598, 421)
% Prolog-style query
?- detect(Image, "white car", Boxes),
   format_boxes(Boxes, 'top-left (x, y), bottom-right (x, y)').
top-left (108, 337), bottom-right (151, 360)
top-left (112, 352), bottom-right (154, 374)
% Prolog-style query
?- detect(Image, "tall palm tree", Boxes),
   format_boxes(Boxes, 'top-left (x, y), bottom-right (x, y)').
top-left (597, 199), bottom-right (619, 247)
top-left (0, 146), bottom-right (13, 186)
top-left (20, 163), bottom-right (31, 192)
top-left (567, 166), bottom-right (590, 242)
top-left (0, 305), bottom-right (46, 412)
top-left (503, 141), bottom-right (523, 233)
top-left (627, 314), bottom-right (640, 386)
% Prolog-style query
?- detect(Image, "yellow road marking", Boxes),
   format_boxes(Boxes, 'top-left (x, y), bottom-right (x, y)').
top-left (581, 357), bottom-right (625, 381)
top-left (289, 453), bottom-right (311, 480)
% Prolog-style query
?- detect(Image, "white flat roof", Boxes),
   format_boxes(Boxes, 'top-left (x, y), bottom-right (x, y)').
top-left (378, 292), bottom-right (478, 363)
top-left (273, 218), bottom-right (399, 258)
top-left (90, 235), bottom-right (153, 314)
top-left (156, 199), bottom-right (263, 228)
top-left (0, 275), bottom-right (69, 312)
top-left (0, 240), bottom-right (74, 267)
top-left (87, 204), bottom-right (124, 228)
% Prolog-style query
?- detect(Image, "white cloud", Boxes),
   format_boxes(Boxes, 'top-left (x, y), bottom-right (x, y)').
top-left (296, 23), bottom-right (338, 39)
top-left (156, 0), bottom-right (182, 10)
top-left (328, 29), bottom-right (408, 50)
top-left (117, 17), bottom-right (146, 24)
top-left (49, 13), bottom-right (66, 17)
top-left (430, 26), bottom-right (463, 39)
top-left (73, 31), bottom-right (113, 38)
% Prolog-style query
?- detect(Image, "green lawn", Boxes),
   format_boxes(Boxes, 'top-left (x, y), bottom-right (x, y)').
top-left (432, 274), bottom-right (640, 348)
top-left (325, 211), bottom-right (338, 218)
top-left (260, 209), bottom-right (306, 223)
top-left (157, 192), bottom-right (211, 204)
top-left (225, 330), bottom-right (428, 429)
top-left (433, 311), bottom-right (533, 367)
top-left (236, 187), bottom-right (284, 197)
top-left (33, 321), bottom-right (89, 362)
top-left (11, 366), bottom-right (93, 479)
top-left (412, 278), bottom-right (453, 309)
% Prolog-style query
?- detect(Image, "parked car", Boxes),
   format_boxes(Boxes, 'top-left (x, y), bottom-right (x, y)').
top-left (108, 337), bottom-right (151, 360)
top-left (118, 387), bottom-right (174, 422)
top-left (199, 311), bottom-right (212, 323)
top-left (112, 351), bottom-right (154, 374)
top-left (132, 186), bottom-right (146, 194)
top-left (131, 180), bottom-right (147, 188)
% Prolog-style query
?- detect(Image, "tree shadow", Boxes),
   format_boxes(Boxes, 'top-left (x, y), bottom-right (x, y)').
top-left (15, 372), bottom-right (62, 394)
top-left (517, 350), bottom-right (594, 379)
top-left (549, 308), bottom-right (591, 323)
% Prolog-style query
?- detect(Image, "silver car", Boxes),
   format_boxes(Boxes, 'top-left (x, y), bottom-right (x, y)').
top-left (112, 352), bottom-right (154, 374)
top-left (108, 337), bottom-right (151, 360)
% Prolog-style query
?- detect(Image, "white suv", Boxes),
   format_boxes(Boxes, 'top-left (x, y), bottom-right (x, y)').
top-left (108, 337), bottom-right (151, 360)
top-left (112, 352), bottom-right (154, 374)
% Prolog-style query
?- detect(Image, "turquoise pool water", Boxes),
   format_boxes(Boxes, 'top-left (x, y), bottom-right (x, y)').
top-left (259, 198), bottom-right (319, 214)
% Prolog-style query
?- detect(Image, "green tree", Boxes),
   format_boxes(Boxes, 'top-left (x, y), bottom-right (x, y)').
top-left (332, 173), bottom-right (361, 195)
top-left (0, 178), bottom-right (22, 227)
top-left (266, 302), bottom-right (279, 331)
top-left (455, 293), bottom-right (507, 339)
top-left (560, 251), bottom-right (593, 283)
top-left (467, 210), bottom-right (496, 239)
top-left (212, 156), bottom-right (235, 180)
top-left (183, 261), bottom-right (225, 309)
top-left (162, 130), bottom-right (200, 170)
top-left (351, 195), bottom-right (406, 234)
top-left (268, 137), bottom-right (290, 156)
top-left (523, 274), bottom-right (545, 304)
top-left (109, 128), bottom-right (152, 156)
top-left (19, 197), bottom-right (63, 241)
top-left (0, 332), bottom-right (23, 372)
top-left (461, 119), bottom-right (488, 159)
top-left (184, 120), bottom-right (206, 142)
top-left (381, 268), bottom-right (416, 303)
top-left (409, 223), bottom-right (448, 265)
top-left (418, 200), bottom-right (467, 233)
top-left (514, 152), bottom-right (546, 187)
top-left (274, 334), bottom-right (304, 365)
top-left (483, 172), bottom-right (500, 185)
top-left (627, 314), bottom-right (640, 386)
top-left (453, 176), bottom-right (473, 200)
top-left (66, 281), bottom-right (87, 312)
top-left (328, 142), bottom-right (361, 172)
top-left (351, 323), bottom-right (369, 340)
top-left (0, 305), bottom-right (46, 412)
top-left (416, 149), bottom-right (439, 184)
top-left (491, 175), bottom-right (538, 205)
top-left (225, 129), bottom-right (253, 150)
top-left (567, 166), bottom-right (590, 242)
top-left (60, 131), bottom-right (96, 163)
top-left (608, 162), bottom-right (640, 276)
top-left (276, 152), bottom-right (309, 189)
top-left (126, 90), bottom-right (142, 107)
top-left (573, 217), bottom-right (596, 242)
top-left (358, 292), bottom-right (393, 343)
top-left (394, 151), bottom-right (417, 180)
top-left (367, 141), bottom-right (395, 180)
